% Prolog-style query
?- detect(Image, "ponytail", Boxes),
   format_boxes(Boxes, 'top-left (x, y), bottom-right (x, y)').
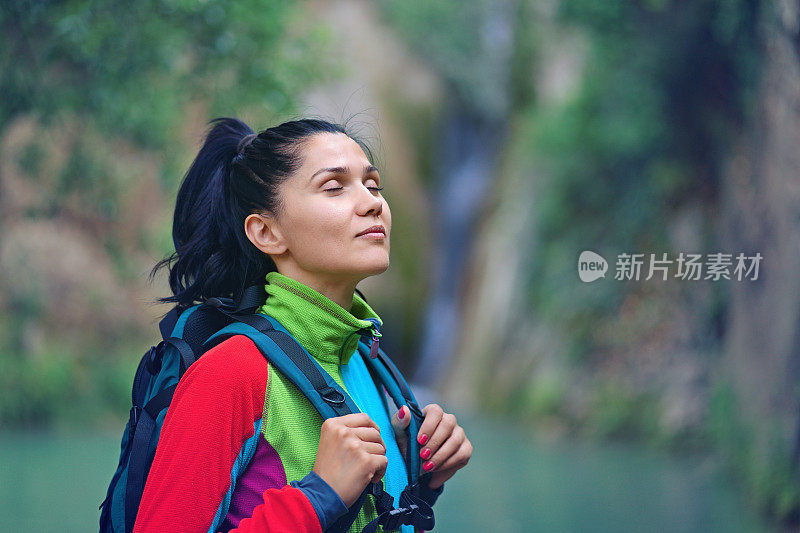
top-left (150, 116), bottom-right (367, 308)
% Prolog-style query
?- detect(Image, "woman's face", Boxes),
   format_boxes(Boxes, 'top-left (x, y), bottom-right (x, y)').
top-left (251, 132), bottom-right (391, 286)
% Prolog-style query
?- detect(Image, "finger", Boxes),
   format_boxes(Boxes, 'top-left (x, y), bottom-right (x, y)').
top-left (391, 405), bottom-right (411, 437)
top-left (360, 440), bottom-right (388, 456)
top-left (425, 425), bottom-right (464, 470)
top-left (351, 426), bottom-right (385, 447)
top-left (370, 454), bottom-right (389, 483)
top-left (421, 412), bottom-right (456, 463)
top-left (437, 437), bottom-right (472, 472)
top-left (417, 404), bottom-right (444, 447)
top-left (339, 412), bottom-right (380, 432)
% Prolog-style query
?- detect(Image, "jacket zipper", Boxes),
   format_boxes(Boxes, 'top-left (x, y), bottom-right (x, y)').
top-left (363, 318), bottom-right (382, 359)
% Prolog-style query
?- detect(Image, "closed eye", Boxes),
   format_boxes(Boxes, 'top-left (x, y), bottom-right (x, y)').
top-left (324, 186), bottom-right (384, 192)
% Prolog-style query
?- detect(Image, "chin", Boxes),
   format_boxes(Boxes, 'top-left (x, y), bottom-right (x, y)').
top-left (359, 257), bottom-right (390, 277)
top-left (366, 261), bottom-right (390, 276)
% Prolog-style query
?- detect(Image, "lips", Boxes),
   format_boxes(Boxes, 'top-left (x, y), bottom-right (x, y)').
top-left (356, 225), bottom-right (386, 237)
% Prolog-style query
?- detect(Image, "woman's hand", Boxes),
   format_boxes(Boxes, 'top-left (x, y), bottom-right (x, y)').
top-left (391, 403), bottom-right (472, 490)
top-left (313, 413), bottom-right (388, 507)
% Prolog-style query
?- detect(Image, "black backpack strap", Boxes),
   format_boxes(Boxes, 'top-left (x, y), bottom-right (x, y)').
top-left (205, 284), bottom-right (267, 315)
top-left (160, 337), bottom-right (193, 375)
top-left (123, 382), bottom-right (177, 533)
top-left (361, 479), bottom-right (435, 533)
top-left (235, 284), bottom-right (268, 313)
top-left (156, 284), bottom-right (264, 350)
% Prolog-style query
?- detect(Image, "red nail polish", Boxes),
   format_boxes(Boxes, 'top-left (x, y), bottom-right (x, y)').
top-left (423, 461), bottom-right (434, 472)
top-left (420, 448), bottom-right (431, 460)
top-left (418, 434), bottom-right (428, 445)
top-left (398, 407), bottom-right (405, 419)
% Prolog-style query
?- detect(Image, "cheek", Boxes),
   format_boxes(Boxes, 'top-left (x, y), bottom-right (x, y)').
top-left (286, 199), bottom-right (351, 250)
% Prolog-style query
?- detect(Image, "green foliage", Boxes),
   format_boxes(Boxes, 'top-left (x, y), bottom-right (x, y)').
top-left (0, 328), bottom-right (143, 428)
top-left (0, 344), bottom-right (74, 426)
top-left (1, 0), bottom-right (334, 151)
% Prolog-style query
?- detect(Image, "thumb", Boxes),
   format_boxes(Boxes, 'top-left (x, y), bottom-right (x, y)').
top-left (391, 405), bottom-right (411, 458)
top-left (391, 405), bottom-right (411, 434)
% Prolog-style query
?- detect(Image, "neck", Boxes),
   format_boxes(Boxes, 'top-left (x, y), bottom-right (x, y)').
top-left (275, 266), bottom-right (360, 310)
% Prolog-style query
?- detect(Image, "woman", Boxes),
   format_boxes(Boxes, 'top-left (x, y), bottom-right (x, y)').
top-left (134, 117), bottom-right (472, 533)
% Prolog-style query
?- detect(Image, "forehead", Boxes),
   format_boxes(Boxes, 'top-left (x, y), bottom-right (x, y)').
top-left (301, 132), bottom-right (369, 167)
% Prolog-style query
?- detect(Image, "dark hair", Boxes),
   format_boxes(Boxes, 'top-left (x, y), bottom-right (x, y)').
top-left (149, 116), bottom-right (375, 308)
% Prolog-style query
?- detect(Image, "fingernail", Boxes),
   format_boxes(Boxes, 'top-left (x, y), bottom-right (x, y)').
top-left (398, 406), bottom-right (405, 419)
top-left (418, 434), bottom-right (428, 445)
top-left (420, 448), bottom-right (431, 460)
top-left (423, 461), bottom-right (435, 472)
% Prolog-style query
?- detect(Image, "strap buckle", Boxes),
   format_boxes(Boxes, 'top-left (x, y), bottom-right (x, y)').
top-left (320, 386), bottom-right (346, 406)
top-left (367, 480), bottom-right (435, 532)
top-left (383, 504), bottom-right (419, 531)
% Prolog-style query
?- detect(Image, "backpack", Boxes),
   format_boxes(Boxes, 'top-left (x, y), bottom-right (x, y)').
top-left (98, 284), bottom-right (435, 533)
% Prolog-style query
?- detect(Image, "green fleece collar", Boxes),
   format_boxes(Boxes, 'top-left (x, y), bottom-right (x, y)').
top-left (256, 271), bottom-right (382, 366)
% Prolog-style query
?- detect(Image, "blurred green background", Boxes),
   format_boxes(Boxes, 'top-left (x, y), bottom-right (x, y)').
top-left (1, 0), bottom-right (798, 531)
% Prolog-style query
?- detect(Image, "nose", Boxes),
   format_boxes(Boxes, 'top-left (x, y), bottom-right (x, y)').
top-left (357, 183), bottom-right (383, 217)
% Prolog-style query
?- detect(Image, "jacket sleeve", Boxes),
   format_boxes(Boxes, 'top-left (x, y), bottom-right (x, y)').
top-left (133, 335), bottom-right (333, 533)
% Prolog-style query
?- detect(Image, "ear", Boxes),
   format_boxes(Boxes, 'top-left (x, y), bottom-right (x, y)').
top-left (244, 212), bottom-right (288, 256)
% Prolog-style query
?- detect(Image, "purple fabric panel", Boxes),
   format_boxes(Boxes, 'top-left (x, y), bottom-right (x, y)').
top-left (221, 433), bottom-right (287, 531)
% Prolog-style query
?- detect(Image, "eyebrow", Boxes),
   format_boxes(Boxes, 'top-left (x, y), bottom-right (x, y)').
top-left (310, 164), bottom-right (379, 182)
